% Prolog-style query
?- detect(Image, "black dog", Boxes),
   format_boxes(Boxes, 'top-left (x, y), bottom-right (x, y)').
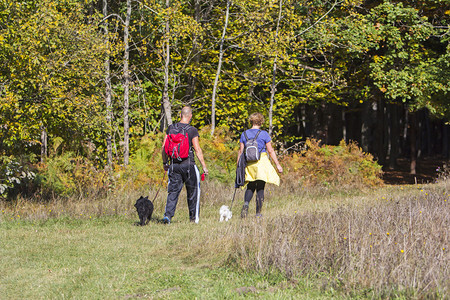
top-left (134, 196), bottom-right (154, 226)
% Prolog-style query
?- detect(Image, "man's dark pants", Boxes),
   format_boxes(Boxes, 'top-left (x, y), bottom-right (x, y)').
top-left (165, 162), bottom-right (201, 223)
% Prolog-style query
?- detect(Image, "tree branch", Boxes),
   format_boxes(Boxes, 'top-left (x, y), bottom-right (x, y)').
top-left (293, 0), bottom-right (342, 39)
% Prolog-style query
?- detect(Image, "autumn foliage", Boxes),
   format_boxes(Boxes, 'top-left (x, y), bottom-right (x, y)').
top-left (282, 139), bottom-right (383, 188)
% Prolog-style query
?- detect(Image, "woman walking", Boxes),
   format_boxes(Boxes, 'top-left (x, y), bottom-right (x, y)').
top-left (237, 112), bottom-right (283, 218)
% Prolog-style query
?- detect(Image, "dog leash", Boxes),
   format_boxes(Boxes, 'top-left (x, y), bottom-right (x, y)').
top-left (230, 188), bottom-right (237, 210)
top-left (150, 171), bottom-right (167, 204)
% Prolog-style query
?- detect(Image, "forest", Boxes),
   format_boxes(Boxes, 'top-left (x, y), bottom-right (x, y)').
top-left (0, 0), bottom-right (449, 196)
top-left (1, 1), bottom-right (449, 298)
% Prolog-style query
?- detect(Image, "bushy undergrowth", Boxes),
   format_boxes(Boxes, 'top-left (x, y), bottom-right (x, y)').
top-left (282, 139), bottom-right (383, 188)
top-left (119, 132), bottom-right (166, 189)
top-left (0, 155), bottom-right (36, 199)
top-left (36, 153), bottom-right (111, 198)
top-left (1, 131), bottom-right (384, 201)
top-left (198, 126), bottom-right (239, 183)
top-left (228, 187), bottom-right (449, 298)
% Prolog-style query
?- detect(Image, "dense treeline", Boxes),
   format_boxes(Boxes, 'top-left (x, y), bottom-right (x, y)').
top-left (0, 0), bottom-right (449, 193)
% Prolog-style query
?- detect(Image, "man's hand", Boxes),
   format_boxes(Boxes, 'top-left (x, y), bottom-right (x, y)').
top-left (163, 162), bottom-right (170, 171)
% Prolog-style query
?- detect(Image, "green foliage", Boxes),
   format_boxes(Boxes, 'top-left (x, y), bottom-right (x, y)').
top-left (282, 139), bottom-right (383, 188)
top-left (119, 132), bottom-right (166, 189)
top-left (368, 2), bottom-right (437, 100)
top-left (198, 126), bottom-right (240, 183)
top-left (3, 132), bottom-right (383, 199)
top-left (0, 0), bottom-right (448, 185)
top-left (0, 0), bottom-right (107, 158)
top-left (0, 156), bottom-right (36, 199)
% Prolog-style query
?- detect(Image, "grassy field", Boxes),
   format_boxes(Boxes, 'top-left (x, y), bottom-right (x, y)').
top-left (1, 180), bottom-right (448, 299)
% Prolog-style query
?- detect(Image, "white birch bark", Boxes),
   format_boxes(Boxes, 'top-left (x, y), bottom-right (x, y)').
top-left (269, 0), bottom-right (283, 135)
top-left (103, 0), bottom-right (113, 169)
top-left (123, 0), bottom-right (131, 166)
top-left (40, 125), bottom-right (47, 163)
top-left (161, 0), bottom-right (172, 130)
top-left (211, 0), bottom-right (231, 136)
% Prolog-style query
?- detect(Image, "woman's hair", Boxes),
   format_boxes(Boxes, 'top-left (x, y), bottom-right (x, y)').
top-left (249, 112), bottom-right (264, 126)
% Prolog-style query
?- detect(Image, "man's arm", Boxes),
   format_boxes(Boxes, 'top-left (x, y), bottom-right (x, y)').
top-left (192, 136), bottom-right (208, 175)
top-left (162, 134), bottom-right (169, 170)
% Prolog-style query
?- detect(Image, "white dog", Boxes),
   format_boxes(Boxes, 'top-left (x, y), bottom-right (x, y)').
top-left (219, 205), bottom-right (232, 222)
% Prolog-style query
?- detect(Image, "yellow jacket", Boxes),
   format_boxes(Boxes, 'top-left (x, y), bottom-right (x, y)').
top-left (244, 152), bottom-right (280, 186)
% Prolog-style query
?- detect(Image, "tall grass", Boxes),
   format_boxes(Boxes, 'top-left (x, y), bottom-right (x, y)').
top-left (1, 173), bottom-right (448, 298)
top-left (228, 183), bottom-right (449, 298)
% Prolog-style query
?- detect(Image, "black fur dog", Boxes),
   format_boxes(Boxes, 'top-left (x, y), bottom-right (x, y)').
top-left (134, 196), bottom-right (154, 226)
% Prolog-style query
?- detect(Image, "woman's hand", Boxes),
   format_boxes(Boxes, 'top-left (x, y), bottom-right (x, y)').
top-left (276, 164), bottom-right (283, 173)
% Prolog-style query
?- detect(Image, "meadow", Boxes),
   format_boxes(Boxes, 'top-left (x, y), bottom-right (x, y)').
top-left (1, 179), bottom-right (448, 299)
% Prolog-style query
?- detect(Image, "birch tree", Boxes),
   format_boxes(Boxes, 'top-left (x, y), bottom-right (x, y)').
top-left (161, 0), bottom-right (172, 130)
top-left (268, 0), bottom-right (283, 136)
top-left (103, 0), bottom-right (113, 169)
top-left (123, 0), bottom-right (131, 166)
top-left (210, 0), bottom-right (231, 136)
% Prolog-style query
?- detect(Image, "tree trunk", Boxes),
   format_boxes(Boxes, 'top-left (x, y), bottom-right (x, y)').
top-left (123, 0), bottom-right (131, 166)
top-left (424, 110), bottom-right (432, 157)
top-left (40, 125), bottom-right (47, 163)
top-left (268, 0), bottom-right (283, 136)
top-left (360, 101), bottom-right (371, 153)
top-left (409, 111), bottom-right (417, 175)
top-left (327, 104), bottom-right (343, 145)
top-left (388, 103), bottom-right (400, 169)
top-left (161, 0), bottom-right (172, 131)
top-left (444, 122), bottom-right (449, 158)
top-left (103, 0), bottom-right (113, 169)
top-left (375, 98), bottom-right (386, 165)
top-left (401, 104), bottom-right (409, 156)
top-left (184, 0), bottom-right (201, 103)
top-left (211, 0), bottom-right (231, 136)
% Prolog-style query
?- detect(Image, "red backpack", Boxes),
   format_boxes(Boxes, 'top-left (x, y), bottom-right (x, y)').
top-left (164, 124), bottom-right (191, 161)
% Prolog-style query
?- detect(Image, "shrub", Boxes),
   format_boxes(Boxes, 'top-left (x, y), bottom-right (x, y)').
top-left (282, 139), bottom-right (383, 188)
top-left (0, 155), bottom-right (36, 199)
top-left (198, 125), bottom-right (239, 183)
top-left (119, 132), bottom-right (166, 189)
top-left (36, 152), bottom-right (111, 198)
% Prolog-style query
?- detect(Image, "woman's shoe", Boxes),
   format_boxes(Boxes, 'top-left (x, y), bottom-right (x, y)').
top-left (240, 205), bottom-right (248, 218)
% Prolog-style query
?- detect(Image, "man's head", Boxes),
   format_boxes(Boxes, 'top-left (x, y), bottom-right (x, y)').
top-left (180, 106), bottom-right (193, 123)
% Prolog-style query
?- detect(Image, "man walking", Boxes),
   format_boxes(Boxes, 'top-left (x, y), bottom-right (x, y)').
top-left (162, 106), bottom-right (208, 224)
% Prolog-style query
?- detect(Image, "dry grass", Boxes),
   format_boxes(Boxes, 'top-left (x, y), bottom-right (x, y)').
top-left (228, 182), bottom-right (449, 298)
top-left (1, 179), bottom-right (448, 298)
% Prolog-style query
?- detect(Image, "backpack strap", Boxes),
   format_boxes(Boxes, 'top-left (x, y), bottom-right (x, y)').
top-left (254, 129), bottom-right (262, 139)
top-left (182, 124), bottom-right (191, 133)
top-left (168, 123), bottom-right (177, 134)
top-left (169, 123), bottom-right (191, 134)
top-left (244, 129), bottom-right (261, 141)
top-left (243, 130), bottom-right (249, 142)
top-left (178, 124), bottom-right (192, 154)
